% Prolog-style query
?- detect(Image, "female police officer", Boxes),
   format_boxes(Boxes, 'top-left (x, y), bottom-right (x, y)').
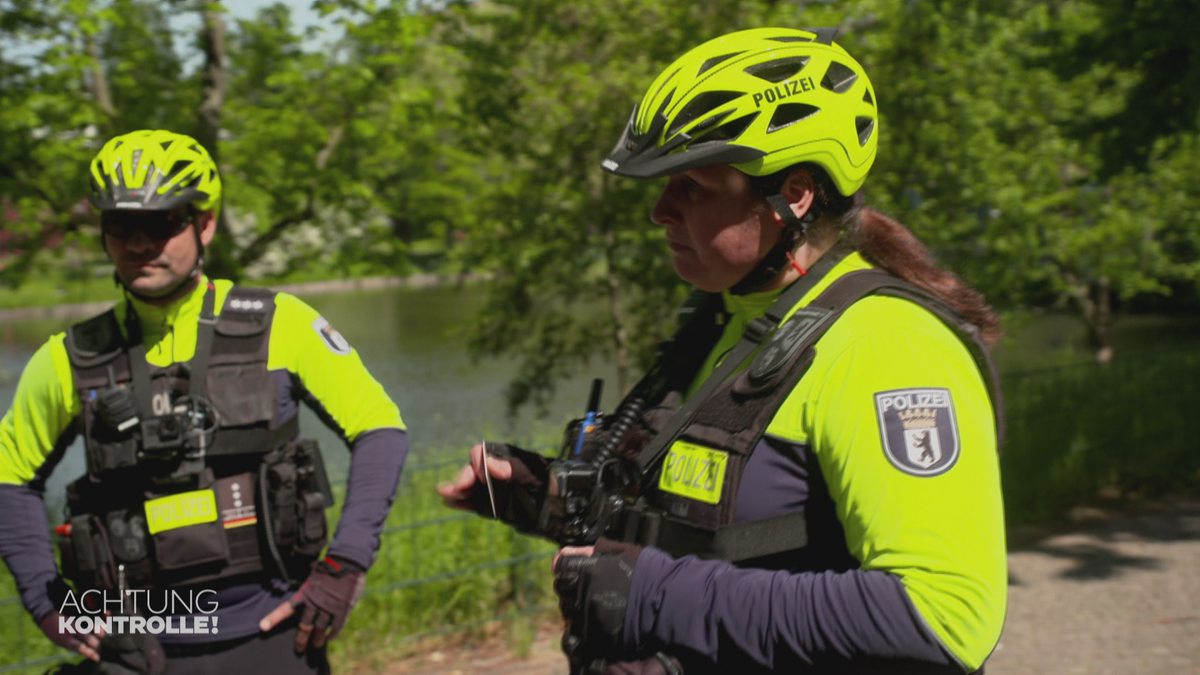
top-left (440, 27), bottom-right (1006, 674)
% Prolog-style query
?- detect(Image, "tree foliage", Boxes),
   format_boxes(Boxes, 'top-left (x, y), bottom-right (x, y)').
top-left (1, 0), bottom-right (1198, 401)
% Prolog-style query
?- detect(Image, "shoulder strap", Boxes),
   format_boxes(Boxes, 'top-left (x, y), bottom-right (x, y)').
top-left (64, 308), bottom-right (124, 371)
top-left (187, 283), bottom-right (219, 400)
top-left (630, 246), bottom-right (851, 481)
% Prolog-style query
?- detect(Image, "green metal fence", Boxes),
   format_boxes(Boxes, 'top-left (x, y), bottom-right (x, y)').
top-left (4, 349), bottom-right (1200, 673)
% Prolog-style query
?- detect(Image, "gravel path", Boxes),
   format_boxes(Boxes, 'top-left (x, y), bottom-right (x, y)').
top-left (380, 500), bottom-right (1200, 675)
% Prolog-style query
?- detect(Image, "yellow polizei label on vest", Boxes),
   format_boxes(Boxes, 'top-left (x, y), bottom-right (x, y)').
top-left (144, 490), bottom-right (218, 535)
top-left (659, 441), bottom-right (729, 505)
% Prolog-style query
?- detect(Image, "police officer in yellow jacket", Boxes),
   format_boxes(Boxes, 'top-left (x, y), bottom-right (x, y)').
top-left (0, 130), bottom-right (409, 674)
top-left (440, 28), bottom-right (1006, 674)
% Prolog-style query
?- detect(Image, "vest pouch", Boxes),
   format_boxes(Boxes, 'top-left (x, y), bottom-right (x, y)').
top-left (83, 386), bottom-right (141, 475)
top-left (146, 485), bottom-right (230, 577)
top-left (261, 440), bottom-right (331, 572)
top-left (86, 437), bottom-right (140, 474)
top-left (294, 492), bottom-right (328, 558)
top-left (104, 508), bottom-right (154, 589)
top-left (213, 473), bottom-right (266, 577)
top-left (62, 514), bottom-right (118, 591)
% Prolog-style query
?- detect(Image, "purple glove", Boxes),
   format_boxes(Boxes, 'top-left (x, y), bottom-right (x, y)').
top-left (289, 556), bottom-right (366, 653)
top-left (38, 611), bottom-right (102, 662)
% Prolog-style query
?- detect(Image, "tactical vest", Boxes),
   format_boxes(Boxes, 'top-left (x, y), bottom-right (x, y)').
top-left (602, 263), bottom-right (1003, 567)
top-left (56, 285), bottom-right (332, 592)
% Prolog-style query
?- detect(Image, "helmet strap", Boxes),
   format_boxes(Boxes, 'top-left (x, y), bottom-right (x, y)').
top-left (727, 193), bottom-right (821, 295)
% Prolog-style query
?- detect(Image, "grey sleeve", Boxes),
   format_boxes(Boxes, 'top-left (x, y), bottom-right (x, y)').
top-left (326, 428), bottom-right (409, 570)
top-left (626, 547), bottom-right (962, 673)
top-left (0, 483), bottom-right (61, 621)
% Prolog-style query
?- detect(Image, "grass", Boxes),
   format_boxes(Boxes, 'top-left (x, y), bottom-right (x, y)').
top-left (1000, 348), bottom-right (1200, 525)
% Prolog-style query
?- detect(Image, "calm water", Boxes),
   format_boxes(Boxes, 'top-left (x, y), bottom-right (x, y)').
top-left (2, 282), bottom-right (1197, 510)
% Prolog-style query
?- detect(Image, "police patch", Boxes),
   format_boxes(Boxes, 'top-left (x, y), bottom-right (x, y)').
top-left (311, 317), bottom-right (352, 355)
top-left (875, 388), bottom-right (959, 477)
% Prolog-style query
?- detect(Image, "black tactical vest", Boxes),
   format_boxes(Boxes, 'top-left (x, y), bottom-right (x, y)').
top-left (57, 285), bottom-right (329, 591)
top-left (605, 268), bottom-right (1003, 567)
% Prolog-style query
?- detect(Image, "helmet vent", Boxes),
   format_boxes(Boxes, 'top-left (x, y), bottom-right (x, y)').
top-left (768, 103), bottom-right (820, 132)
top-left (667, 91), bottom-right (743, 138)
top-left (694, 112), bottom-right (758, 145)
top-left (856, 116), bottom-right (875, 146)
top-left (651, 69), bottom-right (681, 109)
top-left (821, 61), bottom-right (858, 93)
top-left (767, 36), bottom-right (814, 43)
top-left (160, 141), bottom-right (172, 150)
top-left (743, 56), bottom-right (810, 83)
top-left (863, 89), bottom-right (874, 106)
top-left (697, 52), bottom-right (743, 77)
top-left (168, 161), bottom-right (191, 178)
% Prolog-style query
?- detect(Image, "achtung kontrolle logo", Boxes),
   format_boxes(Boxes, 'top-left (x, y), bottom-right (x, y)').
top-left (57, 589), bottom-right (220, 635)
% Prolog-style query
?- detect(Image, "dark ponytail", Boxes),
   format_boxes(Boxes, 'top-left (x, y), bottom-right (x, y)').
top-left (783, 165), bottom-right (1002, 345)
top-left (846, 206), bottom-right (1002, 345)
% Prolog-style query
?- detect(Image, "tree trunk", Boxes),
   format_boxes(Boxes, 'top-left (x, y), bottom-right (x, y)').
top-left (1066, 273), bottom-right (1114, 364)
top-left (196, 1), bottom-right (226, 157)
top-left (83, 32), bottom-right (117, 127)
top-left (196, 1), bottom-right (233, 279)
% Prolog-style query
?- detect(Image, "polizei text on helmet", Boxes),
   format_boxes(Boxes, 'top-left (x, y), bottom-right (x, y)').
top-left (752, 77), bottom-right (816, 108)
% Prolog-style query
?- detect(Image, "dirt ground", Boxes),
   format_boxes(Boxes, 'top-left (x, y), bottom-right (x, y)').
top-left (377, 499), bottom-right (1200, 675)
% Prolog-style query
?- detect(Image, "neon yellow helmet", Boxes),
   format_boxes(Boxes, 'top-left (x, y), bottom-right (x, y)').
top-left (602, 27), bottom-right (878, 196)
top-left (89, 129), bottom-right (222, 218)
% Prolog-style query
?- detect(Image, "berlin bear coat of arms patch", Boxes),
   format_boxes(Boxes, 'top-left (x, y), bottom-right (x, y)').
top-left (874, 388), bottom-right (960, 477)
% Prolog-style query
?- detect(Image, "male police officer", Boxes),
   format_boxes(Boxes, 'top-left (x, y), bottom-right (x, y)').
top-left (0, 130), bottom-right (409, 674)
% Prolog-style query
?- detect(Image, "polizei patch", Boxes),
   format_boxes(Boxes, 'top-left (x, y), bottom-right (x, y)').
top-left (874, 388), bottom-right (959, 476)
top-left (311, 317), bottom-right (352, 355)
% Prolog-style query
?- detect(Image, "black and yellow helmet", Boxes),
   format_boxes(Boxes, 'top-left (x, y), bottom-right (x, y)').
top-left (89, 129), bottom-right (222, 217)
top-left (602, 27), bottom-right (878, 196)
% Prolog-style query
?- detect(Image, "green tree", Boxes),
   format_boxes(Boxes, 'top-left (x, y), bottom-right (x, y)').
top-left (217, 0), bottom-right (470, 280)
top-left (860, 0), bottom-right (1200, 361)
top-left (0, 0), bottom-right (111, 289)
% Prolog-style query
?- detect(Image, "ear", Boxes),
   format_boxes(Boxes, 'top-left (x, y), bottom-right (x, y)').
top-left (196, 211), bottom-right (218, 247)
top-left (779, 168), bottom-right (816, 222)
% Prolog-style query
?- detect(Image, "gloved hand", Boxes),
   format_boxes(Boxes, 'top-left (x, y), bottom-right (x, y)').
top-left (437, 442), bottom-right (552, 533)
top-left (38, 611), bottom-right (103, 662)
top-left (554, 538), bottom-right (644, 668)
top-left (259, 556), bottom-right (366, 653)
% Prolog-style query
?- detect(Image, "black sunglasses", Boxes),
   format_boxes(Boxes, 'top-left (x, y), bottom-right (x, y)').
top-left (101, 208), bottom-right (196, 241)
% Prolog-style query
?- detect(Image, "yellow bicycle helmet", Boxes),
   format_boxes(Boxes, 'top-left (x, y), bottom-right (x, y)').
top-left (602, 27), bottom-right (878, 196)
top-left (89, 129), bottom-right (222, 218)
